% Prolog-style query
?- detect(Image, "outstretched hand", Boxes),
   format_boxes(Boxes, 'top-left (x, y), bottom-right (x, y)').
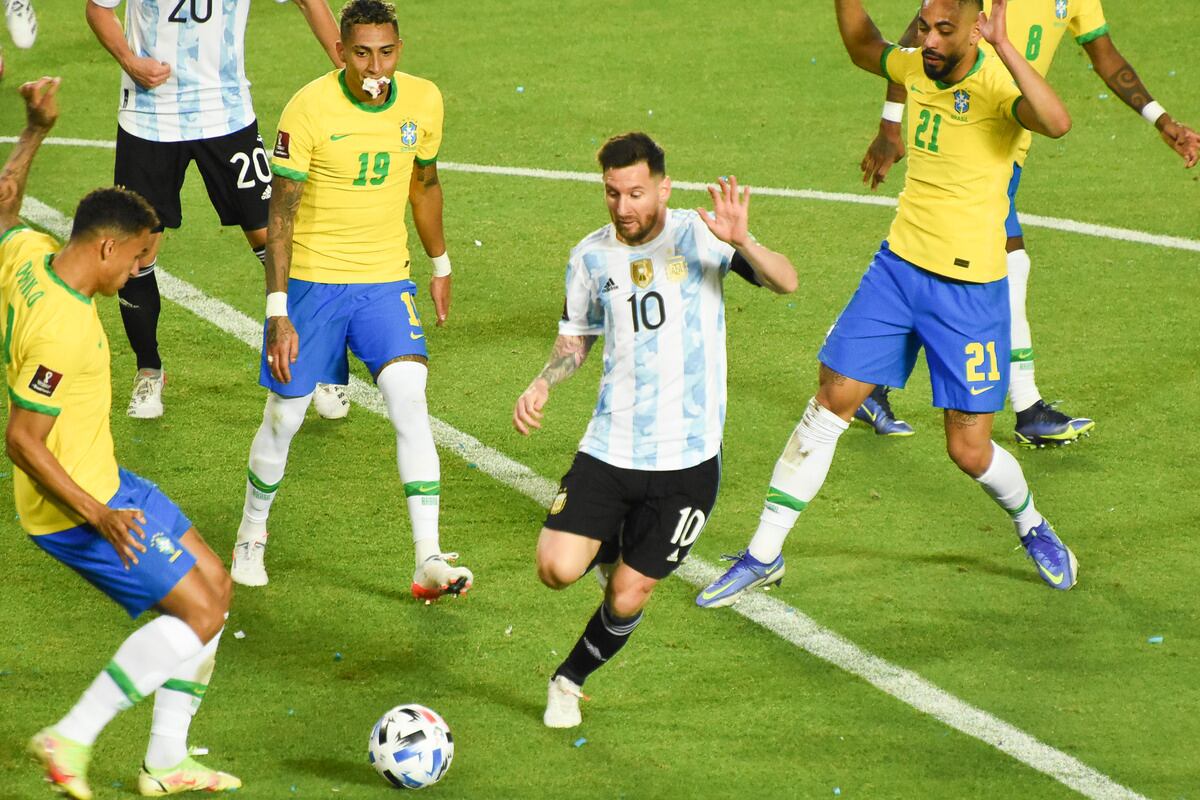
top-left (1158, 118), bottom-right (1200, 168)
top-left (696, 175), bottom-right (750, 248)
top-left (978, 0), bottom-right (1009, 47)
top-left (20, 76), bottom-right (60, 131)
top-left (861, 125), bottom-right (905, 190)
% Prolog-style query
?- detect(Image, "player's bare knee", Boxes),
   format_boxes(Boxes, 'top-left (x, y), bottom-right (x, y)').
top-left (607, 585), bottom-right (651, 618)
top-left (946, 439), bottom-right (990, 478)
top-left (537, 559), bottom-right (579, 590)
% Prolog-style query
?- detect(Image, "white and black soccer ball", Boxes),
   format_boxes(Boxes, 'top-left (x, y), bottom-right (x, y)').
top-left (368, 704), bottom-right (454, 790)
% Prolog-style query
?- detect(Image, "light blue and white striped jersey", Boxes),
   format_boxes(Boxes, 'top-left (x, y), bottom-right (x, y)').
top-left (560, 208), bottom-right (737, 471)
top-left (95, 0), bottom-right (254, 142)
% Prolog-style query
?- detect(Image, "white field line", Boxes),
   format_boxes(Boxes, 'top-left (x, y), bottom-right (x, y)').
top-left (4, 135), bottom-right (1199, 255)
top-left (20, 194), bottom-right (1149, 800)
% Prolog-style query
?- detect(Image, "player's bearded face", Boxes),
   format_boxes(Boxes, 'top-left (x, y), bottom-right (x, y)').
top-left (603, 163), bottom-right (669, 246)
top-left (918, 0), bottom-right (976, 81)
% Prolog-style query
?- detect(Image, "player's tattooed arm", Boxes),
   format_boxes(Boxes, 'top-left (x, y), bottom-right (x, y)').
top-left (0, 78), bottom-right (59, 232)
top-left (513, 335), bottom-right (597, 435)
top-left (538, 335), bottom-right (597, 388)
top-left (1084, 34), bottom-right (1200, 167)
top-left (265, 176), bottom-right (304, 294)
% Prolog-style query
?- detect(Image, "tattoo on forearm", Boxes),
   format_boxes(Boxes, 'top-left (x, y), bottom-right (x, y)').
top-left (1106, 62), bottom-right (1151, 111)
top-left (415, 163), bottom-right (440, 188)
top-left (264, 177), bottom-right (304, 291)
top-left (0, 128), bottom-right (47, 219)
top-left (537, 335), bottom-right (595, 387)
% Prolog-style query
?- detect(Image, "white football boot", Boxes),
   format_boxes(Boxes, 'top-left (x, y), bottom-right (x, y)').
top-left (543, 675), bottom-right (587, 728)
top-left (231, 534), bottom-right (269, 586)
top-left (411, 553), bottom-right (473, 600)
top-left (313, 383), bottom-right (349, 420)
top-left (127, 370), bottom-right (165, 419)
top-left (5, 0), bottom-right (37, 49)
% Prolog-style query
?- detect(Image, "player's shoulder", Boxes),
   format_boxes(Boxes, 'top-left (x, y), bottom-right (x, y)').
top-left (569, 224), bottom-right (614, 260)
top-left (287, 70), bottom-right (343, 107)
top-left (392, 71), bottom-right (442, 101)
top-left (1, 227), bottom-right (59, 278)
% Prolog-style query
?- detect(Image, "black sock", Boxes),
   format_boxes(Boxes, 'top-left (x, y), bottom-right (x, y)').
top-left (118, 265), bottom-right (162, 371)
top-left (252, 245), bottom-right (266, 265)
top-left (554, 602), bottom-right (643, 687)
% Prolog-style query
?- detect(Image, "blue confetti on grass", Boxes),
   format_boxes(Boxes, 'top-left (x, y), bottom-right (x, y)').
top-left (1148, 636), bottom-right (1164, 644)
top-left (573, 737), bottom-right (587, 747)
top-left (334, 652), bottom-right (343, 661)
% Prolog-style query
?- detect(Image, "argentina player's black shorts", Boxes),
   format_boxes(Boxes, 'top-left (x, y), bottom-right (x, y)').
top-left (544, 451), bottom-right (721, 580)
top-left (114, 121), bottom-right (272, 232)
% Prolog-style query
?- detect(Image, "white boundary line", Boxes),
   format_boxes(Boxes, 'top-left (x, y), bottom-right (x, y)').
top-left (5, 135), bottom-right (1199, 254)
top-left (18, 194), bottom-right (1150, 800)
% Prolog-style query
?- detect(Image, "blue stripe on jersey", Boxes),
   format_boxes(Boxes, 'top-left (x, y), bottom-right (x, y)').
top-left (176, 9), bottom-right (203, 138)
top-left (220, 0), bottom-right (248, 128)
top-left (132, 0), bottom-right (160, 139)
top-left (580, 251), bottom-right (613, 452)
top-left (676, 223), bottom-right (709, 455)
top-left (581, 252), bottom-right (607, 330)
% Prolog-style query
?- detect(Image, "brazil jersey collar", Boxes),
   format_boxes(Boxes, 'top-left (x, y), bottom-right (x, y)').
top-left (934, 48), bottom-right (986, 90)
top-left (337, 70), bottom-right (397, 113)
top-left (45, 255), bottom-right (91, 305)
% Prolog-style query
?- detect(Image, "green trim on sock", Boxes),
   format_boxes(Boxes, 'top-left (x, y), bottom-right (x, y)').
top-left (404, 480), bottom-right (440, 497)
top-left (247, 469), bottom-right (282, 494)
top-left (161, 678), bottom-right (207, 699)
top-left (1009, 492), bottom-right (1032, 518)
top-left (1010, 347), bottom-right (1035, 363)
top-left (104, 661), bottom-right (145, 705)
top-left (766, 487), bottom-right (808, 512)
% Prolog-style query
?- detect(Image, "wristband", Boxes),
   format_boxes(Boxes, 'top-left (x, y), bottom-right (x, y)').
top-left (265, 291), bottom-right (288, 318)
top-left (1141, 100), bottom-right (1166, 126)
top-left (882, 101), bottom-right (905, 123)
top-left (432, 252), bottom-right (452, 277)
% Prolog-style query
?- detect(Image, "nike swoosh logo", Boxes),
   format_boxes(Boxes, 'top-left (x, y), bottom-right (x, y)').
top-left (910, 85), bottom-right (923, 93)
top-left (700, 562), bottom-right (780, 600)
top-left (1037, 562), bottom-right (1065, 586)
top-left (410, 331), bottom-right (425, 340)
top-left (969, 385), bottom-right (995, 396)
top-left (330, 134), bottom-right (351, 141)
top-left (411, 486), bottom-right (438, 494)
top-left (1011, 348), bottom-right (1034, 361)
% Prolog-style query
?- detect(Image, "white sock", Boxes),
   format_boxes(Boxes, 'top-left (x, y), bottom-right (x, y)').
top-left (57, 616), bottom-right (203, 746)
top-left (747, 398), bottom-right (849, 563)
top-left (144, 625), bottom-right (224, 770)
top-left (975, 441), bottom-right (1042, 538)
top-left (377, 362), bottom-right (442, 561)
top-left (239, 392), bottom-right (311, 542)
top-left (1006, 249), bottom-right (1040, 413)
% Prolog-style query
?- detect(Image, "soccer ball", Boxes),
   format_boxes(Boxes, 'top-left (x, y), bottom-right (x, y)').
top-left (368, 704), bottom-right (454, 790)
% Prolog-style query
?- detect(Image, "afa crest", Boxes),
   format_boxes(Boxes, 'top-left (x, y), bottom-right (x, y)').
top-left (630, 258), bottom-right (654, 288)
top-left (550, 491), bottom-right (568, 515)
top-left (1055, 0), bottom-right (1068, 20)
top-left (666, 254), bottom-right (688, 282)
top-left (953, 89), bottom-right (970, 115)
top-left (400, 121), bottom-right (418, 147)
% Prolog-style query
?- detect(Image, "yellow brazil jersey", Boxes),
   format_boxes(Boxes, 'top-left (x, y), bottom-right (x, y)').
top-left (882, 46), bottom-right (1025, 283)
top-left (981, 0), bottom-right (1108, 163)
top-left (0, 226), bottom-right (120, 535)
top-left (269, 70), bottom-right (443, 284)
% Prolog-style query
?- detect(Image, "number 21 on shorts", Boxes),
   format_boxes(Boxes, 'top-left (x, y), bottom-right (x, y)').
top-left (964, 340), bottom-right (1000, 389)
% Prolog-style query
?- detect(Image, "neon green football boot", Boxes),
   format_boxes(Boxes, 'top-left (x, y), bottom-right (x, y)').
top-left (137, 756), bottom-right (241, 796)
top-left (28, 727), bottom-right (93, 800)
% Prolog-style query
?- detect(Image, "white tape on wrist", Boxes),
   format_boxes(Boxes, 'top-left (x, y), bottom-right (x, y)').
top-left (1141, 100), bottom-right (1166, 126)
top-left (432, 253), bottom-right (452, 277)
top-left (265, 292), bottom-right (288, 318)
top-left (882, 101), bottom-right (905, 123)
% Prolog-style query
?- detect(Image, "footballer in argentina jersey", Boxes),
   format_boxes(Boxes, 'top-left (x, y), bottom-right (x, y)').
top-left (881, 45), bottom-right (1024, 283)
top-left (93, 0), bottom-right (254, 142)
top-left (269, 70), bottom-right (443, 283)
top-left (560, 208), bottom-right (737, 472)
top-left (0, 227), bottom-right (120, 535)
top-left (981, 0), bottom-right (1108, 164)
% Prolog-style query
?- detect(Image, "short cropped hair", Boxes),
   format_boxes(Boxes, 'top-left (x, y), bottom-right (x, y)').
top-left (597, 132), bottom-right (666, 176)
top-left (958, 0), bottom-right (982, 11)
top-left (340, 0), bottom-right (398, 40)
top-left (70, 187), bottom-right (158, 241)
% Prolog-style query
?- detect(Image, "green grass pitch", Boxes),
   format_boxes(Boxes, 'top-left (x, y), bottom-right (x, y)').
top-left (1, 1), bottom-right (1198, 797)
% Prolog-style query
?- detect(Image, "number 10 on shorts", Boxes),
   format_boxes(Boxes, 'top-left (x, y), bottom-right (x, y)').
top-left (666, 507), bottom-right (706, 563)
top-left (964, 341), bottom-right (1001, 383)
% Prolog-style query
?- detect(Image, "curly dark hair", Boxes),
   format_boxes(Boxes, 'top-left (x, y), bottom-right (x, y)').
top-left (71, 187), bottom-right (158, 240)
top-left (339, 0), bottom-right (398, 40)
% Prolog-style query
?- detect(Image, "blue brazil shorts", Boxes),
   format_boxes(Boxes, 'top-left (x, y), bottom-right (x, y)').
top-left (1004, 162), bottom-right (1023, 239)
top-left (31, 468), bottom-right (196, 618)
top-left (818, 242), bottom-right (1011, 413)
top-left (260, 277), bottom-right (428, 397)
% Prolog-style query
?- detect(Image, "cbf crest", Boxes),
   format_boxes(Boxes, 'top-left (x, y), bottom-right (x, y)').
top-left (1055, 0), bottom-right (1068, 20)
top-left (630, 258), bottom-right (654, 288)
top-left (400, 120), bottom-right (418, 148)
top-left (953, 89), bottom-right (970, 115)
top-left (149, 532), bottom-right (185, 563)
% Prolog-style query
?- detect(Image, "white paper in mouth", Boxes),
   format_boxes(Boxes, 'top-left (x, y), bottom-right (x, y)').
top-left (362, 76), bottom-right (391, 99)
